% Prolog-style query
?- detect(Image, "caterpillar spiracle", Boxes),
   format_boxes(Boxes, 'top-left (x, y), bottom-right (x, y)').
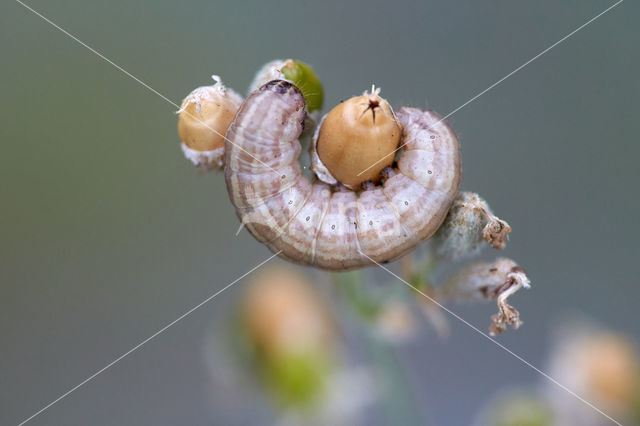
top-left (225, 80), bottom-right (461, 271)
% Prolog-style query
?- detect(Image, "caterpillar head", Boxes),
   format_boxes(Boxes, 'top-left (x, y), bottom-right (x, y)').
top-left (248, 59), bottom-right (323, 114)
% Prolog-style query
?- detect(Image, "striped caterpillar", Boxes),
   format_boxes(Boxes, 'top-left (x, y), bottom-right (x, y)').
top-left (225, 80), bottom-right (461, 271)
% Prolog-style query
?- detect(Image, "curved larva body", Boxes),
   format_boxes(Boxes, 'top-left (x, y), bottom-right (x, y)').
top-left (225, 81), bottom-right (461, 271)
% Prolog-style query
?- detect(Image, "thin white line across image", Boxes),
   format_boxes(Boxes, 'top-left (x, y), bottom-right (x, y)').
top-left (13, 0), bottom-right (625, 425)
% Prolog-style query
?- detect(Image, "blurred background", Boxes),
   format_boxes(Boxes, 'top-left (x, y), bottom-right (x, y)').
top-left (1, 0), bottom-right (639, 424)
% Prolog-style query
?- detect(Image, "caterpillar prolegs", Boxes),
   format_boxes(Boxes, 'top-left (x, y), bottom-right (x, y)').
top-left (225, 80), bottom-right (462, 271)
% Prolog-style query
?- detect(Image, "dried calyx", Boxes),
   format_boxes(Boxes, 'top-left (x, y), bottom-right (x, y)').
top-left (177, 75), bottom-right (243, 169)
top-left (433, 192), bottom-right (512, 259)
top-left (311, 87), bottom-right (400, 188)
top-left (438, 257), bottom-right (531, 335)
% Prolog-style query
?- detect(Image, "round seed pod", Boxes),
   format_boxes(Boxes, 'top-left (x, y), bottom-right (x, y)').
top-left (240, 265), bottom-right (335, 407)
top-left (242, 265), bottom-right (334, 358)
top-left (548, 328), bottom-right (640, 422)
top-left (177, 75), bottom-right (243, 169)
top-left (311, 87), bottom-right (400, 188)
top-left (582, 334), bottom-right (639, 409)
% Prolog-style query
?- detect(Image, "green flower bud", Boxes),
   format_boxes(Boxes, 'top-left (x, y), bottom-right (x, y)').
top-left (265, 352), bottom-right (329, 408)
top-left (280, 60), bottom-right (324, 113)
top-left (248, 59), bottom-right (324, 113)
top-left (480, 392), bottom-right (553, 426)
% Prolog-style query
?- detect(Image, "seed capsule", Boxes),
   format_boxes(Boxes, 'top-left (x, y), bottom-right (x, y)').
top-left (548, 327), bottom-right (640, 420)
top-left (241, 265), bottom-right (335, 406)
top-left (582, 334), bottom-right (639, 409)
top-left (312, 87), bottom-right (400, 187)
top-left (242, 265), bottom-right (333, 357)
top-left (177, 75), bottom-right (242, 169)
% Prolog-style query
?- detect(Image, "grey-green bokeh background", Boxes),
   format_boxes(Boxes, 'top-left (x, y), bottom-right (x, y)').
top-left (1, 0), bottom-right (639, 424)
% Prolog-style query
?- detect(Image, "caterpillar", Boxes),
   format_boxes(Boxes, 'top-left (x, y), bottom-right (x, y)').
top-left (225, 80), bottom-right (461, 271)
